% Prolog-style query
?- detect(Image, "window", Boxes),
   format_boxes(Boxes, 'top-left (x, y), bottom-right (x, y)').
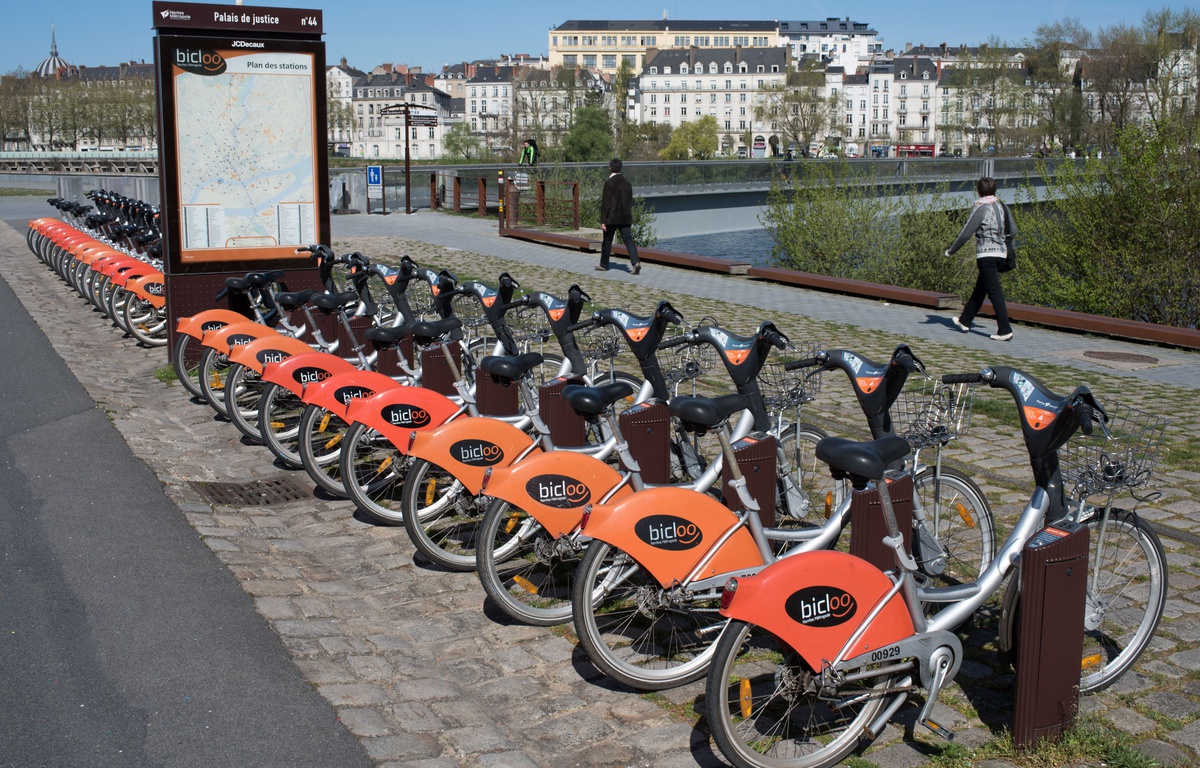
top-left (674, 36), bottom-right (690, 46)
top-left (860, 100), bottom-right (866, 109)
top-left (709, 63), bottom-right (718, 74)
top-left (900, 84), bottom-right (907, 96)
top-left (650, 67), bottom-right (658, 75)
top-left (846, 99), bottom-right (853, 109)
top-left (603, 54), bottom-right (616, 69)
top-left (583, 55), bottom-right (596, 67)
top-left (640, 36), bottom-right (656, 46)
top-left (582, 35), bottom-right (596, 45)
top-left (563, 55), bottom-right (577, 67)
top-left (621, 36), bottom-right (635, 46)
top-left (680, 63), bottom-right (689, 74)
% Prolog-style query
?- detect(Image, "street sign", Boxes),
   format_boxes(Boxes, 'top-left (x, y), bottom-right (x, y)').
top-left (367, 165), bottom-right (383, 186)
top-left (408, 116), bottom-right (438, 127)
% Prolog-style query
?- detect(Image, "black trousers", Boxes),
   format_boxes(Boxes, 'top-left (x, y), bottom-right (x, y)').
top-left (960, 256), bottom-right (1012, 335)
top-left (600, 225), bottom-right (640, 268)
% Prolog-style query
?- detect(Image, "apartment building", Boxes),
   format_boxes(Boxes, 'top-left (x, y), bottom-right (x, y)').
top-left (549, 19), bottom-right (780, 76)
top-left (778, 18), bottom-right (882, 71)
top-left (350, 72), bottom-right (452, 159)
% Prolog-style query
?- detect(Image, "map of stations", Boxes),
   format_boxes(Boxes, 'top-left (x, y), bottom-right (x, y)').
top-left (175, 51), bottom-right (316, 257)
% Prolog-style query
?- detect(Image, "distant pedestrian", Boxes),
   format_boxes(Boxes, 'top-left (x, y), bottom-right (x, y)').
top-left (518, 138), bottom-right (538, 166)
top-left (597, 158), bottom-right (641, 275)
top-left (945, 176), bottom-right (1016, 341)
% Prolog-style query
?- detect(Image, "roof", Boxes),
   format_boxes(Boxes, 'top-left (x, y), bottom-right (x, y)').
top-left (466, 66), bottom-right (517, 84)
top-left (641, 46), bottom-right (788, 73)
top-left (34, 27), bottom-right (69, 78)
top-left (554, 19), bottom-right (777, 33)
top-left (779, 18), bottom-right (877, 36)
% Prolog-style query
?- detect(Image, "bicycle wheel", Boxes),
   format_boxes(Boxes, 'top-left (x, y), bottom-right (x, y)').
top-left (912, 466), bottom-right (995, 586)
top-left (775, 423), bottom-right (843, 525)
top-left (224, 363), bottom-right (265, 443)
top-left (400, 458), bottom-right (483, 570)
top-left (297, 404), bottom-right (350, 497)
top-left (172, 332), bottom-right (207, 399)
top-left (124, 296), bottom-right (168, 347)
top-left (197, 347), bottom-right (233, 417)
top-left (341, 421), bottom-right (410, 524)
top-left (572, 540), bottom-right (725, 690)
top-left (705, 620), bottom-right (896, 768)
top-left (258, 382), bottom-right (305, 469)
top-left (476, 499), bottom-right (580, 626)
top-left (1079, 507), bottom-right (1167, 693)
top-left (108, 286), bottom-right (131, 333)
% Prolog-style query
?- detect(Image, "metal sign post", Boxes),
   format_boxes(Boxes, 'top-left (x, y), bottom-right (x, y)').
top-left (366, 164), bottom-right (385, 215)
top-left (380, 103), bottom-right (437, 214)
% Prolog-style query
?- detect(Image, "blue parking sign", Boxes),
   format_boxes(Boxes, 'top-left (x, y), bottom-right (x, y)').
top-left (367, 165), bottom-right (382, 186)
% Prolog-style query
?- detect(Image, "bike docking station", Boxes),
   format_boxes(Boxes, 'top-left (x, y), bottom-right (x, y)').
top-left (1008, 519), bottom-right (1090, 750)
top-left (151, 2), bottom-right (331, 362)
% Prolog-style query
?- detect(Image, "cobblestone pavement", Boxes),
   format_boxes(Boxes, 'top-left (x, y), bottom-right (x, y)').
top-left (4, 205), bottom-right (1200, 767)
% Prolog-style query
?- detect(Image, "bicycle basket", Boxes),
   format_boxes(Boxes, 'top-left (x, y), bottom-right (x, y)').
top-left (663, 343), bottom-right (716, 388)
top-left (1061, 403), bottom-right (1166, 498)
top-left (759, 360), bottom-right (820, 413)
top-left (578, 323), bottom-right (623, 362)
top-left (506, 304), bottom-right (553, 344)
top-left (450, 293), bottom-right (489, 330)
top-left (892, 379), bottom-right (975, 449)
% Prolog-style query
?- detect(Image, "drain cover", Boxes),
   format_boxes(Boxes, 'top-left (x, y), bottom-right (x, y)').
top-left (189, 476), bottom-right (313, 507)
top-left (1083, 350), bottom-right (1160, 365)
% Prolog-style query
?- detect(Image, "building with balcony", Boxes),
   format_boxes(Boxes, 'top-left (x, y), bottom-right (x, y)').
top-left (549, 19), bottom-right (780, 76)
top-left (778, 18), bottom-right (882, 72)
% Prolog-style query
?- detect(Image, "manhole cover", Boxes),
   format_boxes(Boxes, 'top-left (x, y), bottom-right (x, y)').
top-left (189, 476), bottom-right (313, 507)
top-left (1083, 350), bottom-right (1160, 365)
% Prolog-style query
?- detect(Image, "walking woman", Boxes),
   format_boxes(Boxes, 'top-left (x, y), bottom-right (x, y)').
top-left (945, 176), bottom-right (1016, 341)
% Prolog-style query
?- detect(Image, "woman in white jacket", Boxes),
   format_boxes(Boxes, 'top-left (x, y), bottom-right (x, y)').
top-left (946, 176), bottom-right (1016, 341)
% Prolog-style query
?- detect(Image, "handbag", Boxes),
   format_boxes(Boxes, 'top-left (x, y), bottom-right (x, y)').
top-left (996, 201), bottom-right (1016, 273)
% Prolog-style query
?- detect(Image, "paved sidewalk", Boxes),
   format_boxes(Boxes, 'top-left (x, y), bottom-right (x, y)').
top-left (5, 199), bottom-right (1200, 767)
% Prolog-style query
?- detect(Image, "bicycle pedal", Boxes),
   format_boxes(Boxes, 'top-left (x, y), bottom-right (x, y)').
top-left (920, 717), bottom-right (955, 742)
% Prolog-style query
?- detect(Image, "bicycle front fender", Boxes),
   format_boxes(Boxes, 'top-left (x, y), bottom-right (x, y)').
top-left (483, 452), bottom-right (631, 539)
top-left (301, 369), bottom-right (405, 416)
top-left (407, 417), bottom-right (537, 495)
top-left (228, 335), bottom-right (316, 374)
top-left (125, 272), bottom-right (166, 308)
top-left (110, 264), bottom-right (156, 288)
top-left (200, 321), bottom-right (280, 355)
top-left (581, 486), bottom-right (763, 588)
top-left (342, 385), bottom-right (461, 447)
top-left (96, 255), bottom-right (142, 279)
top-left (260, 352), bottom-right (355, 398)
top-left (720, 550), bottom-right (915, 671)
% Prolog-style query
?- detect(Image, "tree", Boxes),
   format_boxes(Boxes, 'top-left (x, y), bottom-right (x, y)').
top-left (939, 40), bottom-right (1026, 154)
top-left (1139, 8), bottom-right (1200, 131)
top-left (561, 105), bottom-right (613, 162)
top-left (754, 62), bottom-right (836, 155)
top-left (617, 120), bottom-right (673, 160)
top-left (0, 69), bottom-right (34, 149)
top-left (441, 121), bottom-right (482, 160)
top-left (657, 116), bottom-right (718, 160)
top-left (1026, 19), bottom-right (1092, 150)
top-left (1086, 24), bottom-right (1149, 150)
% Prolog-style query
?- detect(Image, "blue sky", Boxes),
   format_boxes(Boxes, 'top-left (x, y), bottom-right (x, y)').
top-left (3, 0), bottom-right (1171, 76)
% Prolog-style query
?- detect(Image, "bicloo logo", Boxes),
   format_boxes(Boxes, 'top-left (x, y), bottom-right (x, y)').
top-left (635, 515), bottom-right (703, 550)
top-left (382, 403), bottom-right (431, 428)
top-left (335, 385), bottom-right (375, 405)
top-left (228, 334), bottom-right (254, 347)
top-left (256, 348), bottom-right (290, 366)
top-left (785, 586), bottom-right (858, 628)
top-left (525, 474), bottom-right (590, 508)
top-left (200, 321), bottom-right (227, 333)
top-left (175, 49), bottom-right (227, 76)
top-left (293, 367), bottom-right (332, 386)
top-left (451, 439), bottom-right (504, 467)
top-left (146, 282), bottom-right (164, 295)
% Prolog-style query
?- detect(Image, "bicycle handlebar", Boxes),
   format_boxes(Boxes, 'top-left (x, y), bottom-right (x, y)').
top-left (566, 317), bottom-right (596, 333)
top-left (657, 334), bottom-right (692, 350)
top-left (784, 356), bottom-right (821, 371)
top-left (941, 372), bottom-right (986, 385)
top-left (500, 297), bottom-right (528, 312)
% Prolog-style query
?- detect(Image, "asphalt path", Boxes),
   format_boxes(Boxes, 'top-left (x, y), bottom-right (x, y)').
top-left (0, 206), bottom-right (370, 767)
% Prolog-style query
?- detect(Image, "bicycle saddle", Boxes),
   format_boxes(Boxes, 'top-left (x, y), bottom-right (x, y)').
top-left (480, 353), bottom-right (545, 383)
top-left (407, 317), bottom-right (463, 342)
top-left (815, 435), bottom-right (910, 487)
top-left (311, 290), bottom-right (360, 312)
top-left (563, 381), bottom-right (636, 416)
top-left (669, 393), bottom-right (749, 431)
top-left (364, 324), bottom-right (412, 346)
top-left (275, 289), bottom-right (319, 311)
top-left (245, 270), bottom-right (286, 286)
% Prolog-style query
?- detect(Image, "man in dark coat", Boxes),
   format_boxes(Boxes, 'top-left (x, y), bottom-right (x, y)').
top-left (598, 158), bottom-right (641, 274)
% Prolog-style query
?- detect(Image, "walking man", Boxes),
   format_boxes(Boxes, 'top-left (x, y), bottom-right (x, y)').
top-left (945, 176), bottom-right (1015, 341)
top-left (598, 158), bottom-right (641, 274)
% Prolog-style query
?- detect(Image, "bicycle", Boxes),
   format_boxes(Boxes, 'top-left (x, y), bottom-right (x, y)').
top-left (703, 365), bottom-right (1167, 768)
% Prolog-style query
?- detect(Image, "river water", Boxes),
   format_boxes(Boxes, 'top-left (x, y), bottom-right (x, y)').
top-left (657, 229), bottom-right (778, 266)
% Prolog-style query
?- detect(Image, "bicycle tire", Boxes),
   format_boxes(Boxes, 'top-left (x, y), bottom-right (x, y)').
top-left (911, 465), bottom-right (996, 587)
top-left (1078, 507), bottom-right (1167, 692)
top-left (223, 363), bottom-right (265, 443)
top-left (775, 423), bottom-right (843, 525)
top-left (341, 421), bottom-right (410, 524)
top-left (705, 620), bottom-right (895, 768)
top-left (108, 286), bottom-right (131, 334)
top-left (297, 404), bottom-right (350, 498)
top-left (257, 382), bottom-right (306, 469)
top-left (171, 332), bottom-right (207, 399)
top-left (124, 296), bottom-right (168, 347)
top-left (572, 539), bottom-right (725, 690)
top-left (197, 347), bottom-right (233, 416)
top-left (475, 499), bottom-right (579, 626)
top-left (400, 458), bottom-right (483, 570)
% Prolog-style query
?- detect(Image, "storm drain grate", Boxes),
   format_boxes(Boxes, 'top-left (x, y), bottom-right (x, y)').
top-left (189, 476), bottom-right (314, 507)
top-left (1083, 350), bottom-right (1160, 365)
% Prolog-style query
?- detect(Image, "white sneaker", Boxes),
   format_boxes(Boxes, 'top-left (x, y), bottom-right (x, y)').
top-left (990, 332), bottom-right (1013, 341)
top-left (952, 318), bottom-right (970, 332)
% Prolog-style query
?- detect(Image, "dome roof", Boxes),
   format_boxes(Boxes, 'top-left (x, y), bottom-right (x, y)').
top-left (35, 27), bottom-right (69, 78)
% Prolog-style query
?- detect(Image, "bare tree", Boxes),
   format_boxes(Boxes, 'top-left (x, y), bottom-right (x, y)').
top-left (753, 62), bottom-right (836, 156)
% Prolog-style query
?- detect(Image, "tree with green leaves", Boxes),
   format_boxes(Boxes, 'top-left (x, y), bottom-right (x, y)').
top-left (657, 116), bottom-right (718, 160)
top-left (441, 121), bottom-right (482, 160)
top-left (754, 62), bottom-right (837, 156)
top-left (561, 105), bottom-right (613, 162)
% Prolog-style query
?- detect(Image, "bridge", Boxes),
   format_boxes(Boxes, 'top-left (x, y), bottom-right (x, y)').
top-left (0, 153), bottom-right (1072, 239)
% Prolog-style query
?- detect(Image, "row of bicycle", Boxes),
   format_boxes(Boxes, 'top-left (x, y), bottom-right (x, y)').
top-left (27, 208), bottom-right (1170, 768)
